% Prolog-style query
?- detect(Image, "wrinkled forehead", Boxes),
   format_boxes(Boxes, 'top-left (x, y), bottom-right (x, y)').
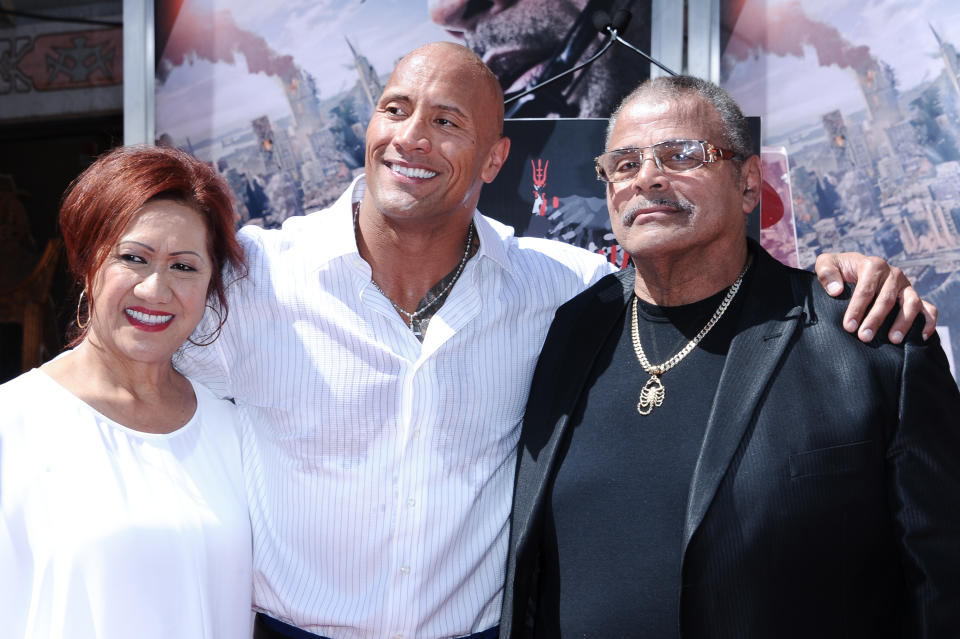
top-left (386, 47), bottom-right (492, 105)
top-left (609, 94), bottom-right (723, 149)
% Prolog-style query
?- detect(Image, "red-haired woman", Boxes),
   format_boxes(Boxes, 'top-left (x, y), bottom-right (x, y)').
top-left (0, 146), bottom-right (251, 638)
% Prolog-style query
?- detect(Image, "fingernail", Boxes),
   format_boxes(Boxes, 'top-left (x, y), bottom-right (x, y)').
top-left (845, 319), bottom-right (858, 332)
top-left (860, 328), bottom-right (874, 341)
top-left (891, 330), bottom-right (904, 343)
top-left (827, 281), bottom-right (843, 295)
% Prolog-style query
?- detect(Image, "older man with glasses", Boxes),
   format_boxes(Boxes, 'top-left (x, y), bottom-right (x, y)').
top-left (503, 75), bottom-right (960, 639)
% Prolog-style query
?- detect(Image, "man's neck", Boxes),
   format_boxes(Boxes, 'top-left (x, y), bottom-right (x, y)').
top-left (632, 243), bottom-right (749, 307)
top-left (355, 200), bottom-right (477, 313)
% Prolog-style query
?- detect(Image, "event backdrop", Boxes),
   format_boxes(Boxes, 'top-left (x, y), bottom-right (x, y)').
top-left (154, 0), bottom-right (958, 380)
top-left (721, 0), bottom-right (960, 377)
top-left (155, 0), bottom-right (652, 222)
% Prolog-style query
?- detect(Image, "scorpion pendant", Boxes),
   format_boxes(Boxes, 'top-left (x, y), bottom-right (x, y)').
top-left (637, 374), bottom-right (665, 415)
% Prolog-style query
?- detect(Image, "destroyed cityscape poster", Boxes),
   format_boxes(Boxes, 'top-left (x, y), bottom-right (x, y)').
top-left (722, 0), bottom-right (960, 378)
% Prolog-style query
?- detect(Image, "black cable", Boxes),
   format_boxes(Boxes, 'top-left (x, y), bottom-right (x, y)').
top-left (504, 35), bottom-right (617, 109)
top-left (611, 31), bottom-right (679, 76)
top-left (503, 7), bottom-right (677, 116)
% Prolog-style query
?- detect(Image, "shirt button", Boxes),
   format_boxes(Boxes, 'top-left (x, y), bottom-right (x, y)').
top-left (407, 498), bottom-right (416, 507)
top-left (393, 634), bottom-right (403, 639)
top-left (400, 565), bottom-right (410, 575)
top-left (411, 428), bottom-right (421, 438)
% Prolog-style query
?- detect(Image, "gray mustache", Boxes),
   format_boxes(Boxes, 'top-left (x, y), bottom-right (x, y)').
top-left (621, 198), bottom-right (695, 225)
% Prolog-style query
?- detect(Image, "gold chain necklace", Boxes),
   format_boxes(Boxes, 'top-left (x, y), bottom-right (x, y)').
top-left (630, 255), bottom-right (752, 416)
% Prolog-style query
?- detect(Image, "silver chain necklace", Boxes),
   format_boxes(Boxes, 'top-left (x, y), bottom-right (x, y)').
top-left (356, 201), bottom-right (474, 337)
top-left (630, 254), bottom-right (752, 416)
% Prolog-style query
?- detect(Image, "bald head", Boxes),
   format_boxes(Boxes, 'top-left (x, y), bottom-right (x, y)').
top-left (392, 41), bottom-right (505, 140)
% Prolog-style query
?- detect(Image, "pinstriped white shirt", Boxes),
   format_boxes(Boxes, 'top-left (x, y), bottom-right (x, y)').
top-left (178, 178), bottom-right (612, 639)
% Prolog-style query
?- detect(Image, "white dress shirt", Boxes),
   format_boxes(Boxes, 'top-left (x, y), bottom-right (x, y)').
top-left (178, 177), bottom-right (613, 639)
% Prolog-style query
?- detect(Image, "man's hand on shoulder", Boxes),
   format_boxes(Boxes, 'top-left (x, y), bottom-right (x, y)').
top-left (814, 252), bottom-right (938, 344)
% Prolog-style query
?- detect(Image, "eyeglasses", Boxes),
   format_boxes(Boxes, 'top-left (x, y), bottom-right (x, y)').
top-left (594, 139), bottom-right (742, 183)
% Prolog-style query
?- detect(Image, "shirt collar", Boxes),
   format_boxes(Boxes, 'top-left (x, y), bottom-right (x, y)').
top-left (470, 208), bottom-right (513, 275)
top-left (315, 174), bottom-right (515, 276)
top-left (306, 174), bottom-right (365, 268)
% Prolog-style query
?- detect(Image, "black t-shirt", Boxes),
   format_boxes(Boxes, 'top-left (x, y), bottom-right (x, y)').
top-left (534, 277), bottom-right (749, 638)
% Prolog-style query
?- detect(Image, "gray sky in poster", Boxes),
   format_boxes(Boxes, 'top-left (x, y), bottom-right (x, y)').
top-left (156, 0), bottom-right (454, 144)
top-left (723, 0), bottom-right (960, 136)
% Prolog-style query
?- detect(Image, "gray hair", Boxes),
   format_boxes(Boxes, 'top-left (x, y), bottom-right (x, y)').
top-left (605, 75), bottom-right (753, 161)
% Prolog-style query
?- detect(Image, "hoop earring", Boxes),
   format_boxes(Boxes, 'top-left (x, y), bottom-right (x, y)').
top-left (187, 304), bottom-right (225, 347)
top-left (76, 289), bottom-right (90, 330)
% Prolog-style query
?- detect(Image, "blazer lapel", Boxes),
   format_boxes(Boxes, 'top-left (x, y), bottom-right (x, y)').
top-left (681, 249), bottom-right (807, 555)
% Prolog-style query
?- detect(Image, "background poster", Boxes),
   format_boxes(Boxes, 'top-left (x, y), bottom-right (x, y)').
top-left (760, 146), bottom-right (800, 268)
top-left (722, 0), bottom-right (960, 379)
top-left (478, 119), bottom-right (623, 265)
top-left (155, 0), bottom-right (652, 226)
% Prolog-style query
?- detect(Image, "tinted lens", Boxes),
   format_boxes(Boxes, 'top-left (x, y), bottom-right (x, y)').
top-left (657, 140), bottom-right (706, 171)
top-left (596, 140), bottom-right (709, 182)
top-left (599, 149), bottom-right (644, 182)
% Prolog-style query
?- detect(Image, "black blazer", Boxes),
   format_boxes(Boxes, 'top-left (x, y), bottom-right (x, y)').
top-left (502, 243), bottom-right (960, 638)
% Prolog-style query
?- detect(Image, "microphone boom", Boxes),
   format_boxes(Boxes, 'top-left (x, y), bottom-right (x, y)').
top-left (504, 8), bottom-right (678, 112)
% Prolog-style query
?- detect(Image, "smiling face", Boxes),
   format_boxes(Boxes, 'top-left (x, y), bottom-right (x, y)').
top-left (606, 93), bottom-right (760, 267)
top-left (86, 199), bottom-right (212, 366)
top-left (362, 43), bottom-right (510, 228)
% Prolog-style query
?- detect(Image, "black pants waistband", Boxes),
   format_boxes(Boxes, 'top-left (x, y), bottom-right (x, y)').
top-left (254, 613), bottom-right (332, 639)
top-left (253, 613), bottom-right (499, 639)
